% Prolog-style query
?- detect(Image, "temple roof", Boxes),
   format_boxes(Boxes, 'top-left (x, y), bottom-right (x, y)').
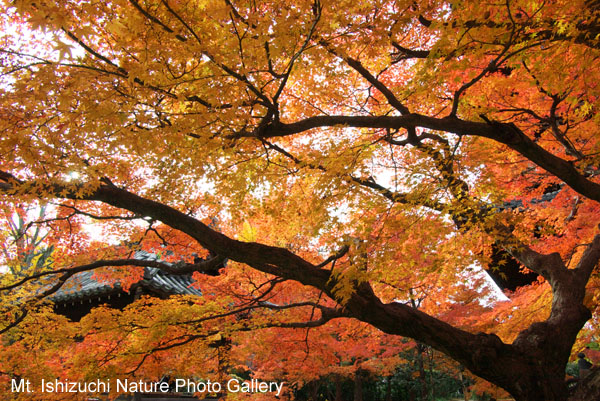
top-left (50, 250), bottom-right (202, 304)
top-left (497, 189), bottom-right (560, 211)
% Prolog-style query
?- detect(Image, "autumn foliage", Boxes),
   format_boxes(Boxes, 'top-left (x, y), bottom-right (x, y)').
top-left (1, 0), bottom-right (600, 400)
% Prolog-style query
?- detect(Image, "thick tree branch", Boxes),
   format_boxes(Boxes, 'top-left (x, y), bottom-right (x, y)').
top-left (2, 172), bottom-right (598, 399)
top-left (0, 175), bottom-right (515, 384)
top-left (236, 114), bottom-right (600, 202)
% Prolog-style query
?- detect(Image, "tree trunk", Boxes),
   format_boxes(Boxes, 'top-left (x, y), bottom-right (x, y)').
top-left (509, 369), bottom-right (569, 401)
top-left (415, 343), bottom-right (427, 401)
top-left (334, 375), bottom-right (344, 401)
top-left (308, 381), bottom-right (319, 401)
top-left (353, 370), bottom-right (364, 401)
top-left (570, 367), bottom-right (600, 400)
top-left (458, 369), bottom-right (470, 401)
top-left (385, 377), bottom-right (392, 401)
top-left (427, 347), bottom-right (434, 401)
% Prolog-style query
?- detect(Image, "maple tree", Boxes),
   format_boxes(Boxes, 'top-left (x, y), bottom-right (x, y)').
top-left (1, 0), bottom-right (600, 400)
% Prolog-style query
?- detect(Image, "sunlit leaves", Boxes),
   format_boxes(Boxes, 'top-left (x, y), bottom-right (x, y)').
top-left (1, 0), bottom-right (600, 398)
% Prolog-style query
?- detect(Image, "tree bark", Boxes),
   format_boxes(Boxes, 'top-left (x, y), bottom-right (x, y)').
top-left (571, 367), bottom-right (600, 400)
top-left (415, 343), bottom-right (427, 401)
top-left (334, 375), bottom-right (344, 401)
top-left (353, 370), bottom-right (364, 401)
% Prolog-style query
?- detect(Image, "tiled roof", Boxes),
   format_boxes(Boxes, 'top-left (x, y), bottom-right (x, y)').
top-left (50, 251), bottom-right (202, 303)
top-left (497, 190), bottom-right (561, 211)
